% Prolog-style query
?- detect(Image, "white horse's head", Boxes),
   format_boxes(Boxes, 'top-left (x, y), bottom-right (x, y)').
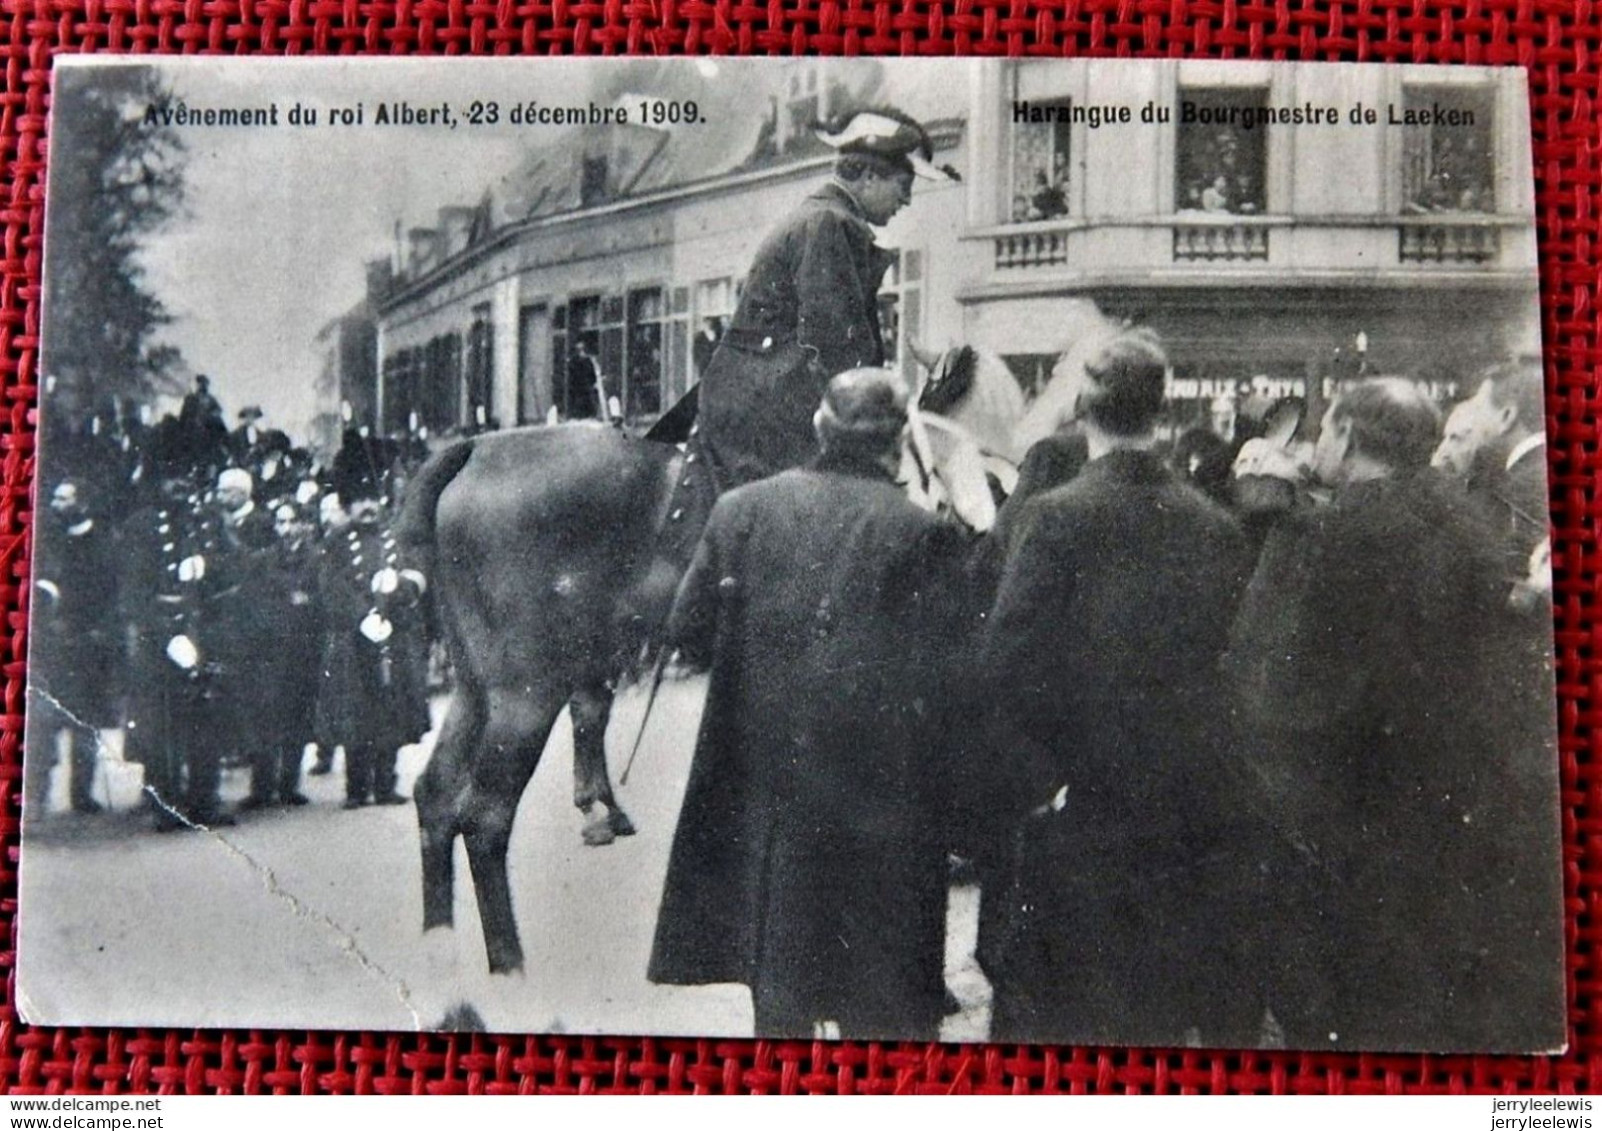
top-left (901, 307), bottom-right (1130, 529)
top-left (1011, 310), bottom-right (1130, 453)
top-left (901, 345), bottom-right (1032, 530)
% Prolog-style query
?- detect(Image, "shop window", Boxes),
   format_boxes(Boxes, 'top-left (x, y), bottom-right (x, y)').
top-left (693, 277), bottom-right (736, 379)
top-left (420, 332), bottom-right (462, 432)
top-left (598, 295), bottom-right (625, 411)
top-left (466, 304), bottom-right (494, 429)
top-left (665, 286), bottom-right (691, 404)
top-left (626, 287), bottom-right (665, 420)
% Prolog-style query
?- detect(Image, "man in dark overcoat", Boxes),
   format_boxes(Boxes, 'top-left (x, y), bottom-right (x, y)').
top-left (316, 456), bottom-right (430, 808)
top-left (27, 480), bottom-right (120, 815)
top-left (201, 467), bottom-right (281, 794)
top-left (978, 332), bottom-right (1264, 1048)
top-left (649, 368), bottom-right (974, 1040)
top-left (1438, 359), bottom-right (1549, 583)
top-left (243, 502), bottom-right (321, 808)
top-left (1227, 377), bottom-right (1564, 1053)
top-left (697, 109), bottom-right (955, 489)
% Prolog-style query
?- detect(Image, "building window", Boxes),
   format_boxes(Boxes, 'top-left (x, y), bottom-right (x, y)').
top-left (1175, 88), bottom-right (1268, 214)
top-left (877, 249), bottom-right (922, 380)
top-left (381, 351), bottom-right (413, 435)
top-left (665, 286), bottom-right (691, 405)
top-left (562, 297), bottom-right (604, 419)
top-left (420, 333), bottom-right (462, 432)
top-left (580, 155), bottom-right (609, 207)
top-left (693, 277), bottom-right (736, 379)
top-left (466, 304), bottom-right (493, 429)
top-left (784, 64), bottom-right (825, 145)
top-left (626, 287), bottom-right (665, 420)
top-left (544, 289), bottom-right (681, 424)
top-left (1010, 98), bottom-right (1071, 223)
top-left (1402, 86), bottom-right (1496, 213)
top-left (598, 295), bottom-right (625, 413)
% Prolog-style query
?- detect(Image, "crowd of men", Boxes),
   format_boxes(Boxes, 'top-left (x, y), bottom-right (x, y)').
top-left (645, 348), bottom-right (1561, 1052)
top-left (27, 103), bottom-right (1562, 1050)
top-left (29, 375), bottom-right (433, 830)
top-left (637, 106), bottom-right (1561, 1051)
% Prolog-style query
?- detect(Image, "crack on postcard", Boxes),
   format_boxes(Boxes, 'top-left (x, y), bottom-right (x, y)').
top-left (31, 687), bottom-right (426, 1029)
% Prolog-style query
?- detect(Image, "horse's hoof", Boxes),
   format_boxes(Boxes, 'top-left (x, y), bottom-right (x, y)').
top-left (581, 819), bottom-right (616, 847)
top-left (438, 1003), bottom-right (487, 1032)
top-left (608, 811), bottom-right (637, 838)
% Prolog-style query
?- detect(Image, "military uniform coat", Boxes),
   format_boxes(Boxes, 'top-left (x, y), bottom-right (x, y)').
top-left (204, 503), bottom-right (279, 744)
top-left (698, 183), bottom-right (894, 487)
top-left (979, 449), bottom-right (1262, 1047)
top-left (1226, 471), bottom-right (1565, 1052)
top-left (116, 489), bottom-right (228, 815)
top-left (648, 452), bottom-right (972, 1039)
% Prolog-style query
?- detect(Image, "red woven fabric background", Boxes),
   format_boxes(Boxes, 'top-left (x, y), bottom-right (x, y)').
top-left (0, 0), bottom-right (1598, 1095)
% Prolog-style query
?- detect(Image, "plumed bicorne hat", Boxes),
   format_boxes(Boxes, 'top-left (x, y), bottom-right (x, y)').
top-left (814, 109), bottom-right (960, 183)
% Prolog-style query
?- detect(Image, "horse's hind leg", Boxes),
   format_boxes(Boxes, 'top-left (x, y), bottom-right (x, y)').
top-left (462, 686), bottom-right (566, 975)
top-left (414, 688), bottom-right (484, 932)
top-left (571, 682), bottom-right (636, 847)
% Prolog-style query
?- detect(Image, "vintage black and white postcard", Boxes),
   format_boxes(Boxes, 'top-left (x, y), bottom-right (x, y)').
top-left (21, 56), bottom-right (1564, 1052)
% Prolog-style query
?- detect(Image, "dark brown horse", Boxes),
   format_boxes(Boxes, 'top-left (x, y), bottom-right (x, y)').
top-left (396, 350), bottom-right (1041, 988)
top-left (397, 422), bottom-right (687, 976)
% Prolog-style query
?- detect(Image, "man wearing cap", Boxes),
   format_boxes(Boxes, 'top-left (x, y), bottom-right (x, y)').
top-left (118, 420), bottom-right (234, 829)
top-left (696, 109), bottom-right (956, 489)
top-left (230, 406), bottom-right (267, 466)
top-left (178, 375), bottom-right (229, 473)
top-left (649, 368), bottom-right (974, 1040)
top-left (316, 460), bottom-right (430, 809)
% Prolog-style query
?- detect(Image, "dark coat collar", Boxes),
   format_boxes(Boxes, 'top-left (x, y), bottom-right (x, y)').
top-left (1080, 446), bottom-right (1171, 485)
top-left (807, 180), bottom-right (870, 225)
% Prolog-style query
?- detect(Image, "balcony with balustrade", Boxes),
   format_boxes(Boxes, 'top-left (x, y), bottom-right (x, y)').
top-left (960, 212), bottom-right (1533, 299)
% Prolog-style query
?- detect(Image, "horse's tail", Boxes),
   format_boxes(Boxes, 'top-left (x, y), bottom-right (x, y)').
top-left (395, 436), bottom-right (476, 577)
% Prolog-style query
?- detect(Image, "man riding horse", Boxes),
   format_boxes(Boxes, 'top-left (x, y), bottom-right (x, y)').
top-left (695, 107), bottom-right (958, 490)
top-left (398, 107), bottom-right (967, 993)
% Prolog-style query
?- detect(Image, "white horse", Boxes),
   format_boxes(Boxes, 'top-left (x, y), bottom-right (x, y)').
top-left (904, 307), bottom-right (1128, 529)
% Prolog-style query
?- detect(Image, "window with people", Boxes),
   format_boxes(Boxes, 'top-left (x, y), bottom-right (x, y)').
top-left (1009, 98), bottom-right (1072, 223)
top-left (1175, 88), bottom-right (1269, 215)
top-left (692, 277), bottom-right (736, 380)
top-left (1401, 86), bottom-right (1496, 213)
top-left (549, 288), bottom-right (673, 424)
top-left (465, 305), bottom-right (493, 429)
top-left (626, 287), bottom-right (665, 420)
